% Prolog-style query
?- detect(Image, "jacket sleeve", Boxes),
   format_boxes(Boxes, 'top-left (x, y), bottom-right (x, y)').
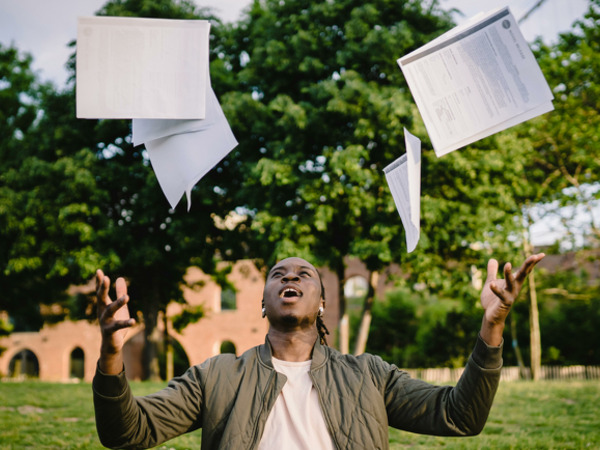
top-left (379, 334), bottom-right (503, 436)
top-left (92, 362), bottom-right (205, 449)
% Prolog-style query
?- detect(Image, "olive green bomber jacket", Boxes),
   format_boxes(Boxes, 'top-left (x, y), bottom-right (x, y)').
top-left (93, 335), bottom-right (502, 449)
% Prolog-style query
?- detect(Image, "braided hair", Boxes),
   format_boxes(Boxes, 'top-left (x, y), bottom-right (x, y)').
top-left (317, 276), bottom-right (330, 346)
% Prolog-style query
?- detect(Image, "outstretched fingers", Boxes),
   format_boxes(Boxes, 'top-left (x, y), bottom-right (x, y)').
top-left (513, 253), bottom-right (546, 284)
top-left (103, 304), bottom-right (135, 333)
top-left (96, 269), bottom-right (110, 306)
top-left (489, 279), bottom-right (511, 305)
top-left (503, 262), bottom-right (514, 293)
top-left (492, 253), bottom-right (546, 303)
top-left (485, 259), bottom-right (504, 297)
top-left (101, 293), bottom-right (127, 319)
top-left (115, 277), bottom-right (127, 301)
top-left (95, 270), bottom-right (135, 332)
top-left (486, 258), bottom-right (499, 285)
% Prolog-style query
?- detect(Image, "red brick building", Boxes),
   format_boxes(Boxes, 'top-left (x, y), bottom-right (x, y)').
top-left (0, 258), bottom-right (390, 382)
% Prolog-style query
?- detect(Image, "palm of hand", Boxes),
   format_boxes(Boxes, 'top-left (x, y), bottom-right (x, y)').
top-left (481, 271), bottom-right (514, 325)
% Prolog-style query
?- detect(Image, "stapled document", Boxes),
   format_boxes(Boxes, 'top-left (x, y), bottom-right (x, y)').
top-left (397, 7), bottom-right (554, 157)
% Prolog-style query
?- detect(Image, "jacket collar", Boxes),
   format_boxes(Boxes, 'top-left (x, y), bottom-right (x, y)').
top-left (258, 335), bottom-right (328, 370)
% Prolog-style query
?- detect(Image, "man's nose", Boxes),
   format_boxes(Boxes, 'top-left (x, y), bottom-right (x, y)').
top-left (282, 272), bottom-right (300, 282)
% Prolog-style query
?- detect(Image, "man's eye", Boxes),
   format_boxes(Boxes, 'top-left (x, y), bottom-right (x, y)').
top-left (300, 271), bottom-right (311, 277)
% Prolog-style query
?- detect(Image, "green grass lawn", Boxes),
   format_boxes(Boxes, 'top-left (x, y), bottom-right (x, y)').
top-left (0, 379), bottom-right (598, 449)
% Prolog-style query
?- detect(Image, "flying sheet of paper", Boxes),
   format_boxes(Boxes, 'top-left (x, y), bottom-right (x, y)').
top-left (76, 16), bottom-right (210, 119)
top-left (384, 129), bottom-right (422, 253)
top-left (397, 7), bottom-right (554, 157)
top-left (132, 66), bottom-right (214, 146)
top-left (143, 87), bottom-right (238, 210)
top-left (133, 116), bottom-right (209, 146)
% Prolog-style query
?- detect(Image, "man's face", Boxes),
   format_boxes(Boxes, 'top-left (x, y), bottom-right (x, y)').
top-left (263, 257), bottom-right (323, 328)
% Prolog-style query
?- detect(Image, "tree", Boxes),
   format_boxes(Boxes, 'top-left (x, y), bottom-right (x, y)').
top-left (522, 0), bottom-right (600, 243)
top-left (210, 0), bottom-right (572, 356)
top-left (506, 0), bottom-right (600, 379)
top-left (75, 0), bottom-right (247, 380)
top-left (0, 0), bottom-right (246, 379)
top-left (539, 250), bottom-right (600, 365)
top-left (0, 44), bottom-right (38, 165)
top-left (0, 44), bottom-right (108, 331)
top-left (219, 0), bottom-right (463, 352)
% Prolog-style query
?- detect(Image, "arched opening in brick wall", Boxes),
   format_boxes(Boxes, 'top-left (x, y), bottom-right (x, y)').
top-left (159, 335), bottom-right (191, 379)
top-left (221, 287), bottom-right (237, 310)
top-left (8, 349), bottom-right (39, 379)
top-left (219, 340), bottom-right (236, 355)
top-left (70, 347), bottom-right (85, 379)
top-left (123, 331), bottom-right (192, 380)
top-left (344, 275), bottom-right (369, 313)
top-left (122, 331), bottom-right (145, 380)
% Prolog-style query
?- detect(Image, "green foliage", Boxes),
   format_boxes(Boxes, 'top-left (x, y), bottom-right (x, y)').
top-left (97, 0), bottom-right (211, 20)
top-left (366, 285), bottom-right (480, 368)
top-left (370, 246), bottom-right (600, 369)
top-left (218, 0), bottom-right (542, 319)
top-left (78, 0), bottom-right (248, 379)
top-left (0, 0), bottom-right (242, 372)
top-left (171, 305), bottom-right (205, 333)
top-left (0, 44), bottom-right (111, 329)
top-left (542, 296), bottom-right (600, 365)
top-left (363, 288), bottom-right (419, 366)
top-left (515, 0), bottom-right (600, 246)
top-left (379, 0), bottom-right (600, 369)
top-left (536, 254), bottom-right (600, 365)
top-left (0, 315), bottom-right (13, 336)
top-left (221, 0), bottom-right (457, 278)
top-left (0, 44), bottom-right (39, 160)
top-left (494, 250), bottom-right (600, 367)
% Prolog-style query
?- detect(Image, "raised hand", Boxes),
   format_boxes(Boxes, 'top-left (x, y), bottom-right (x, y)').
top-left (479, 253), bottom-right (545, 346)
top-left (96, 269), bottom-right (136, 374)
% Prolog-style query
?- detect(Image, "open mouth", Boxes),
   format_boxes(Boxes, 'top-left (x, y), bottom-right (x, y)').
top-left (280, 287), bottom-right (302, 299)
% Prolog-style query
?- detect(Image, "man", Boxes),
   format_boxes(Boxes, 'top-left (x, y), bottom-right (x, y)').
top-left (93, 253), bottom-right (544, 449)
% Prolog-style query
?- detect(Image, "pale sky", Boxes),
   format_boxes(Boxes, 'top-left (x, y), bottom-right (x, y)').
top-left (0, 0), bottom-right (590, 88)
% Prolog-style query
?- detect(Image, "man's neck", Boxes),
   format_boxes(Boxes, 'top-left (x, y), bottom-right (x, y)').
top-left (267, 328), bottom-right (318, 362)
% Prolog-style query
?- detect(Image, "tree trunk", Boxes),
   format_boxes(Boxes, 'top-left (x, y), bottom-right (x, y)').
top-left (339, 314), bottom-right (350, 354)
top-left (524, 232), bottom-right (542, 381)
top-left (528, 268), bottom-right (542, 381)
top-left (164, 314), bottom-right (174, 381)
top-left (509, 312), bottom-right (528, 379)
top-left (337, 267), bottom-right (349, 354)
top-left (142, 304), bottom-right (161, 381)
top-left (353, 271), bottom-right (379, 356)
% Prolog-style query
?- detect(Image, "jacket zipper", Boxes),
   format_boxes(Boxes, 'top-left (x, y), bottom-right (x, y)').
top-left (249, 370), bottom-right (276, 449)
top-left (310, 371), bottom-right (342, 450)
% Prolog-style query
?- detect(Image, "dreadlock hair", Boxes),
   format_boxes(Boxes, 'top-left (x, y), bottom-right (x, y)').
top-left (317, 276), bottom-right (330, 346)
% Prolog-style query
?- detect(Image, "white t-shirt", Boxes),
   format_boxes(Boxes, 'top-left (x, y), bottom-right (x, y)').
top-left (258, 357), bottom-right (336, 450)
